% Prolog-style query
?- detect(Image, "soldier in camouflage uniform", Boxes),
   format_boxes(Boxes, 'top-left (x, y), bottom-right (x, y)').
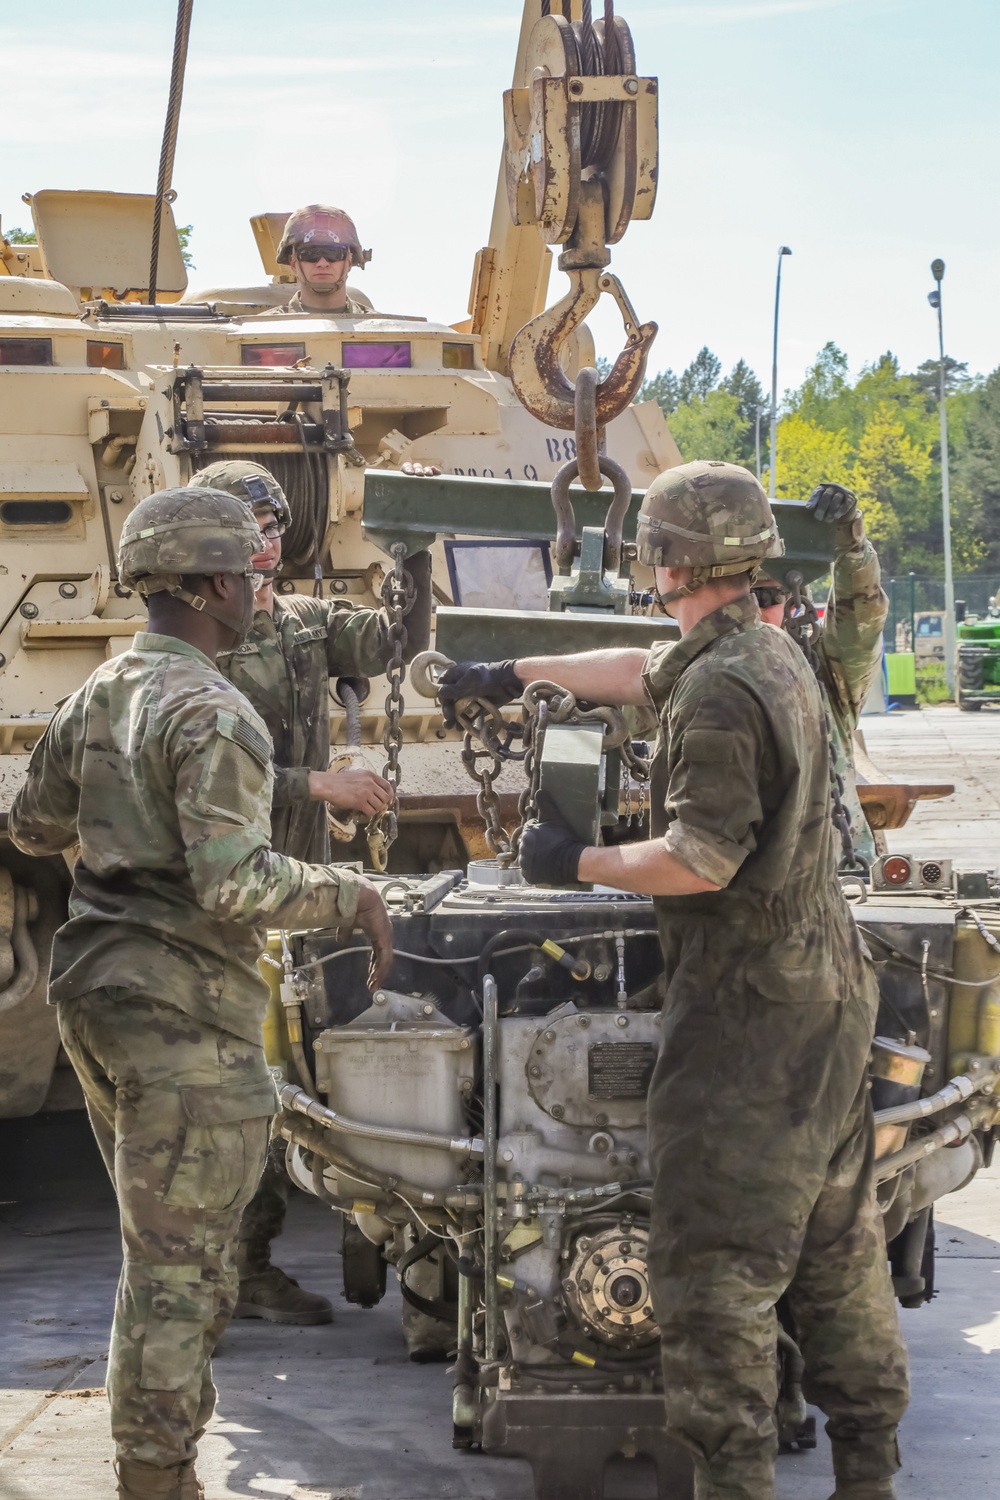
top-left (754, 481), bottom-right (888, 871)
top-left (9, 487), bottom-right (393, 1500)
top-left (274, 204), bottom-right (374, 315)
top-left (188, 459), bottom-right (430, 1326)
top-left (438, 460), bottom-right (908, 1500)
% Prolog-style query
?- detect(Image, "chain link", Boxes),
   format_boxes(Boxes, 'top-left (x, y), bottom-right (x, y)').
top-left (782, 574), bottom-right (868, 876)
top-left (366, 543), bottom-right (414, 872)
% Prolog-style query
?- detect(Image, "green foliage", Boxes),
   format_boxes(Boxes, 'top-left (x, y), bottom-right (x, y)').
top-left (626, 333), bottom-right (1000, 577)
top-left (177, 224), bottom-right (195, 270)
top-left (916, 660), bottom-right (950, 705)
top-left (670, 389), bottom-right (749, 466)
top-left (4, 225), bottom-right (36, 244)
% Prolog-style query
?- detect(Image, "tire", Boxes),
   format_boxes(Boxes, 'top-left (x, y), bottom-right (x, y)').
top-left (958, 650), bottom-right (984, 710)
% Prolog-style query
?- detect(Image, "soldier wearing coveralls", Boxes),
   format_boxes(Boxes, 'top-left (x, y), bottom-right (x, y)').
top-left (8, 487), bottom-right (393, 1500)
top-left (754, 481), bottom-right (889, 872)
top-left (189, 459), bottom-right (431, 1326)
top-left (437, 461), bottom-right (909, 1500)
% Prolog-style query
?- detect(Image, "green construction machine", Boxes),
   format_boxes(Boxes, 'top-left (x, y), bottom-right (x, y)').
top-left (957, 610), bottom-right (1000, 711)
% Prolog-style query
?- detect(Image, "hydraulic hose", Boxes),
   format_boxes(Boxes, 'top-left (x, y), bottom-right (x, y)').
top-left (0, 887), bottom-right (39, 1015)
top-left (278, 1080), bottom-right (484, 1161)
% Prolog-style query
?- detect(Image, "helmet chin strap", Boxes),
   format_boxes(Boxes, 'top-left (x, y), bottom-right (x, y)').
top-left (655, 559), bottom-right (763, 614)
top-left (139, 573), bottom-right (257, 642)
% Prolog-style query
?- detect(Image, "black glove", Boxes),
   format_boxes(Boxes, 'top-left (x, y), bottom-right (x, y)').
top-left (519, 791), bottom-right (587, 888)
top-left (437, 659), bottom-right (522, 729)
top-left (807, 481), bottom-right (865, 548)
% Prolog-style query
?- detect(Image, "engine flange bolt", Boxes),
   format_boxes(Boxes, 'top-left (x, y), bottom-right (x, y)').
top-left (551, 1104), bottom-right (565, 1119)
top-left (615, 1014), bottom-right (629, 1028)
top-left (619, 1242), bottom-right (632, 1254)
top-left (502, 1149), bottom-right (514, 1162)
top-left (373, 991), bottom-right (387, 1004)
top-left (529, 1065), bottom-right (541, 1078)
top-left (577, 1016), bottom-right (590, 1028)
top-left (543, 1030), bottom-right (555, 1042)
top-left (592, 1253), bottom-right (604, 1266)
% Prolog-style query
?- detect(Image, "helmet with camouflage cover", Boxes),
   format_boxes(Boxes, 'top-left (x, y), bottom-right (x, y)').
top-left (118, 486), bottom-right (263, 634)
top-left (190, 460), bottom-right (291, 533)
top-left (636, 460), bottom-right (783, 604)
top-left (275, 204), bottom-right (371, 269)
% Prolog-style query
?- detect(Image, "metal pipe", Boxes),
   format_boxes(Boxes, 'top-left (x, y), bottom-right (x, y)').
top-left (929, 259), bottom-right (957, 694)
top-left (277, 1080), bottom-right (484, 1160)
top-left (873, 1070), bottom-right (995, 1129)
top-left (483, 972), bottom-right (500, 1364)
top-left (768, 246), bottom-right (792, 499)
top-left (279, 1116), bottom-right (482, 1211)
top-left (875, 1113), bottom-right (973, 1184)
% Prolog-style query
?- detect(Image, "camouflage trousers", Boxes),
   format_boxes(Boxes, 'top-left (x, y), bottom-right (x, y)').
top-left (236, 1136), bottom-right (289, 1275)
top-left (648, 924), bottom-right (909, 1500)
top-left (58, 990), bottom-right (274, 1468)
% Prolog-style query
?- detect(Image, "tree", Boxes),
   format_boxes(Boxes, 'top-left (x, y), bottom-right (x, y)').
top-left (954, 368), bottom-right (1000, 570)
top-left (670, 389), bottom-right (749, 465)
top-left (678, 346), bottom-right (722, 404)
top-left (638, 367), bottom-right (679, 415)
top-left (3, 225), bottom-right (36, 244)
top-left (768, 414), bottom-right (852, 502)
top-left (177, 224), bottom-right (195, 270)
top-left (911, 356), bottom-right (970, 399)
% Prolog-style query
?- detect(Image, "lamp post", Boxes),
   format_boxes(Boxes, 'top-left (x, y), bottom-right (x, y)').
top-left (928, 258), bottom-right (956, 695)
top-left (754, 403), bottom-right (769, 480)
top-left (769, 245), bottom-right (792, 499)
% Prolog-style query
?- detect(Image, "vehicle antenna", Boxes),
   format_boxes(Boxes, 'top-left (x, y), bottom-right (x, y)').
top-left (149, 0), bottom-right (195, 305)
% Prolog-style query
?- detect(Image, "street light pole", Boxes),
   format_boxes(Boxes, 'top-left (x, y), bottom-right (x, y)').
top-left (928, 259), bottom-right (956, 695)
top-left (754, 404), bottom-right (768, 480)
top-left (769, 245), bottom-right (792, 499)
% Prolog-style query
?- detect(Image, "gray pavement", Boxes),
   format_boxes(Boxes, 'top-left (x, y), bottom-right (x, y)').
top-left (2, 704), bottom-right (1000, 1499)
top-left (862, 703), bottom-right (1000, 870)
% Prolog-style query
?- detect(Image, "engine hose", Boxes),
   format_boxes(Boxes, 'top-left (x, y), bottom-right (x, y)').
top-left (0, 887), bottom-right (39, 1015)
top-left (337, 681), bottom-right (363, 747)
top-left (398, 1232), bottom-right (459, 1324)
top-left (555, 1340), bottom-right (660, 1374)
top-left (477, 929), bottom-right (546, 994)
top-left (278, 1115), bottom-right (481, 1211)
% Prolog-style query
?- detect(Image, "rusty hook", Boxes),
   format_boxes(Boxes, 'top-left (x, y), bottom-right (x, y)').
top-left (509, 266), bottom-right (657, 434)
top-left (550, 454), bottom-right (633, 574)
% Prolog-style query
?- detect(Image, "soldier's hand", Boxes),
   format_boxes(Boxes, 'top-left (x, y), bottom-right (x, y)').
top-left (309, 767), bottom-right (393, 817)
top-left (437, 660), bottom-right (523, 730)
top-left (519, 792), bottom-right (587, 888)
top-left (807, 483), bottom-right (859, 525)
top-left (352, 878), bottom-right (394, 991)
top-left (400, 461), bottom-right (442, 477)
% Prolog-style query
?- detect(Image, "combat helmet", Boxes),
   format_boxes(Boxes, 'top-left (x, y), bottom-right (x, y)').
top-left (275, 204), bottom-right (371, 269)
top-left (191, 460), bottom-right (291, 533)
top-left (118, 486), bottom-right (262, 631)
top-left (636, 460), bottom-right (783, 604)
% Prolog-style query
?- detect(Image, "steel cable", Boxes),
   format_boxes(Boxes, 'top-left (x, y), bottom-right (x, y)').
top-left (149, 0), bottom-right (194, 304)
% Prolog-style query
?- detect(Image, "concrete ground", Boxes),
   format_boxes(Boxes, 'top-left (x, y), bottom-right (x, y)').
top-left (2, 704), bottom-right (1000, 1500)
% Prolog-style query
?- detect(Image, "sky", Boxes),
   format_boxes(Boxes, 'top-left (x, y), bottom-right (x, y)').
top-left (2, 0), bottom-right (997, 397)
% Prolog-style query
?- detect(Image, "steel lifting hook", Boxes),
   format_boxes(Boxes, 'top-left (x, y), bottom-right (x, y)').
top-left (508, 268), bottom-right (657, 435)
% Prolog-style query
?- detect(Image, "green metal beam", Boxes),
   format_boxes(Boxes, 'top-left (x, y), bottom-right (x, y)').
top-left (433, 606), bottom-right (679, 662)
top-left (363, 470), bottom-right (835, 584)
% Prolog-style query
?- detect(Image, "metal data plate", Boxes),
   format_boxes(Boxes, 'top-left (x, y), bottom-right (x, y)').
top-left (362, 469), bottom-right (835, 585)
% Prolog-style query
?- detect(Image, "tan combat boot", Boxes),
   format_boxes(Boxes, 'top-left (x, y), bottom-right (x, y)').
top-left (234, 1264), bottom-right (334, 1325)
top-left (115, 1457), bottom-right (204, 1500)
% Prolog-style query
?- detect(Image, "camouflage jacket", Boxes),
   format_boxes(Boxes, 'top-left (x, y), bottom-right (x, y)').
top-left (216, 594), bottom-right (389, 862)
top-left (8, 633), bottom-right (361, 1043)
top-left (815, 531), bottom-right (889, 870)
top-left (277, 288), bottom-right (373, 315)
top-left (642, 595), bottom-right (865, 995)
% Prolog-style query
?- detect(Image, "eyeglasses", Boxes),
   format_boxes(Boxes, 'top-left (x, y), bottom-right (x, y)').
top-left (258, 521), bottom-right (285, 541)
top-left (296, 245), bottom-right (349, 264)
top-left (753, 585), bottom-right (790, 608)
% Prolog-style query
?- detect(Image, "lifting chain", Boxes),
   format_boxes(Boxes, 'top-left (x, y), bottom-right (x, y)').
top-left (783, 573), bottom-right (868, 877)
top-left (366, 543), bottom-right (415, 872)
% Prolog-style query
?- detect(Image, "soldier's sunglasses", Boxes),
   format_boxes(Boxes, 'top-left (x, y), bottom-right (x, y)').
top-left (753, 584), bottom-right (790, 608)
top-left (296, 245), bottom-right (349, 264)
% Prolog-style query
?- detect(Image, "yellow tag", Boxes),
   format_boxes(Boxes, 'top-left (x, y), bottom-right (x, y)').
top-left (571, 1351), bottom-right (597, 1368)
